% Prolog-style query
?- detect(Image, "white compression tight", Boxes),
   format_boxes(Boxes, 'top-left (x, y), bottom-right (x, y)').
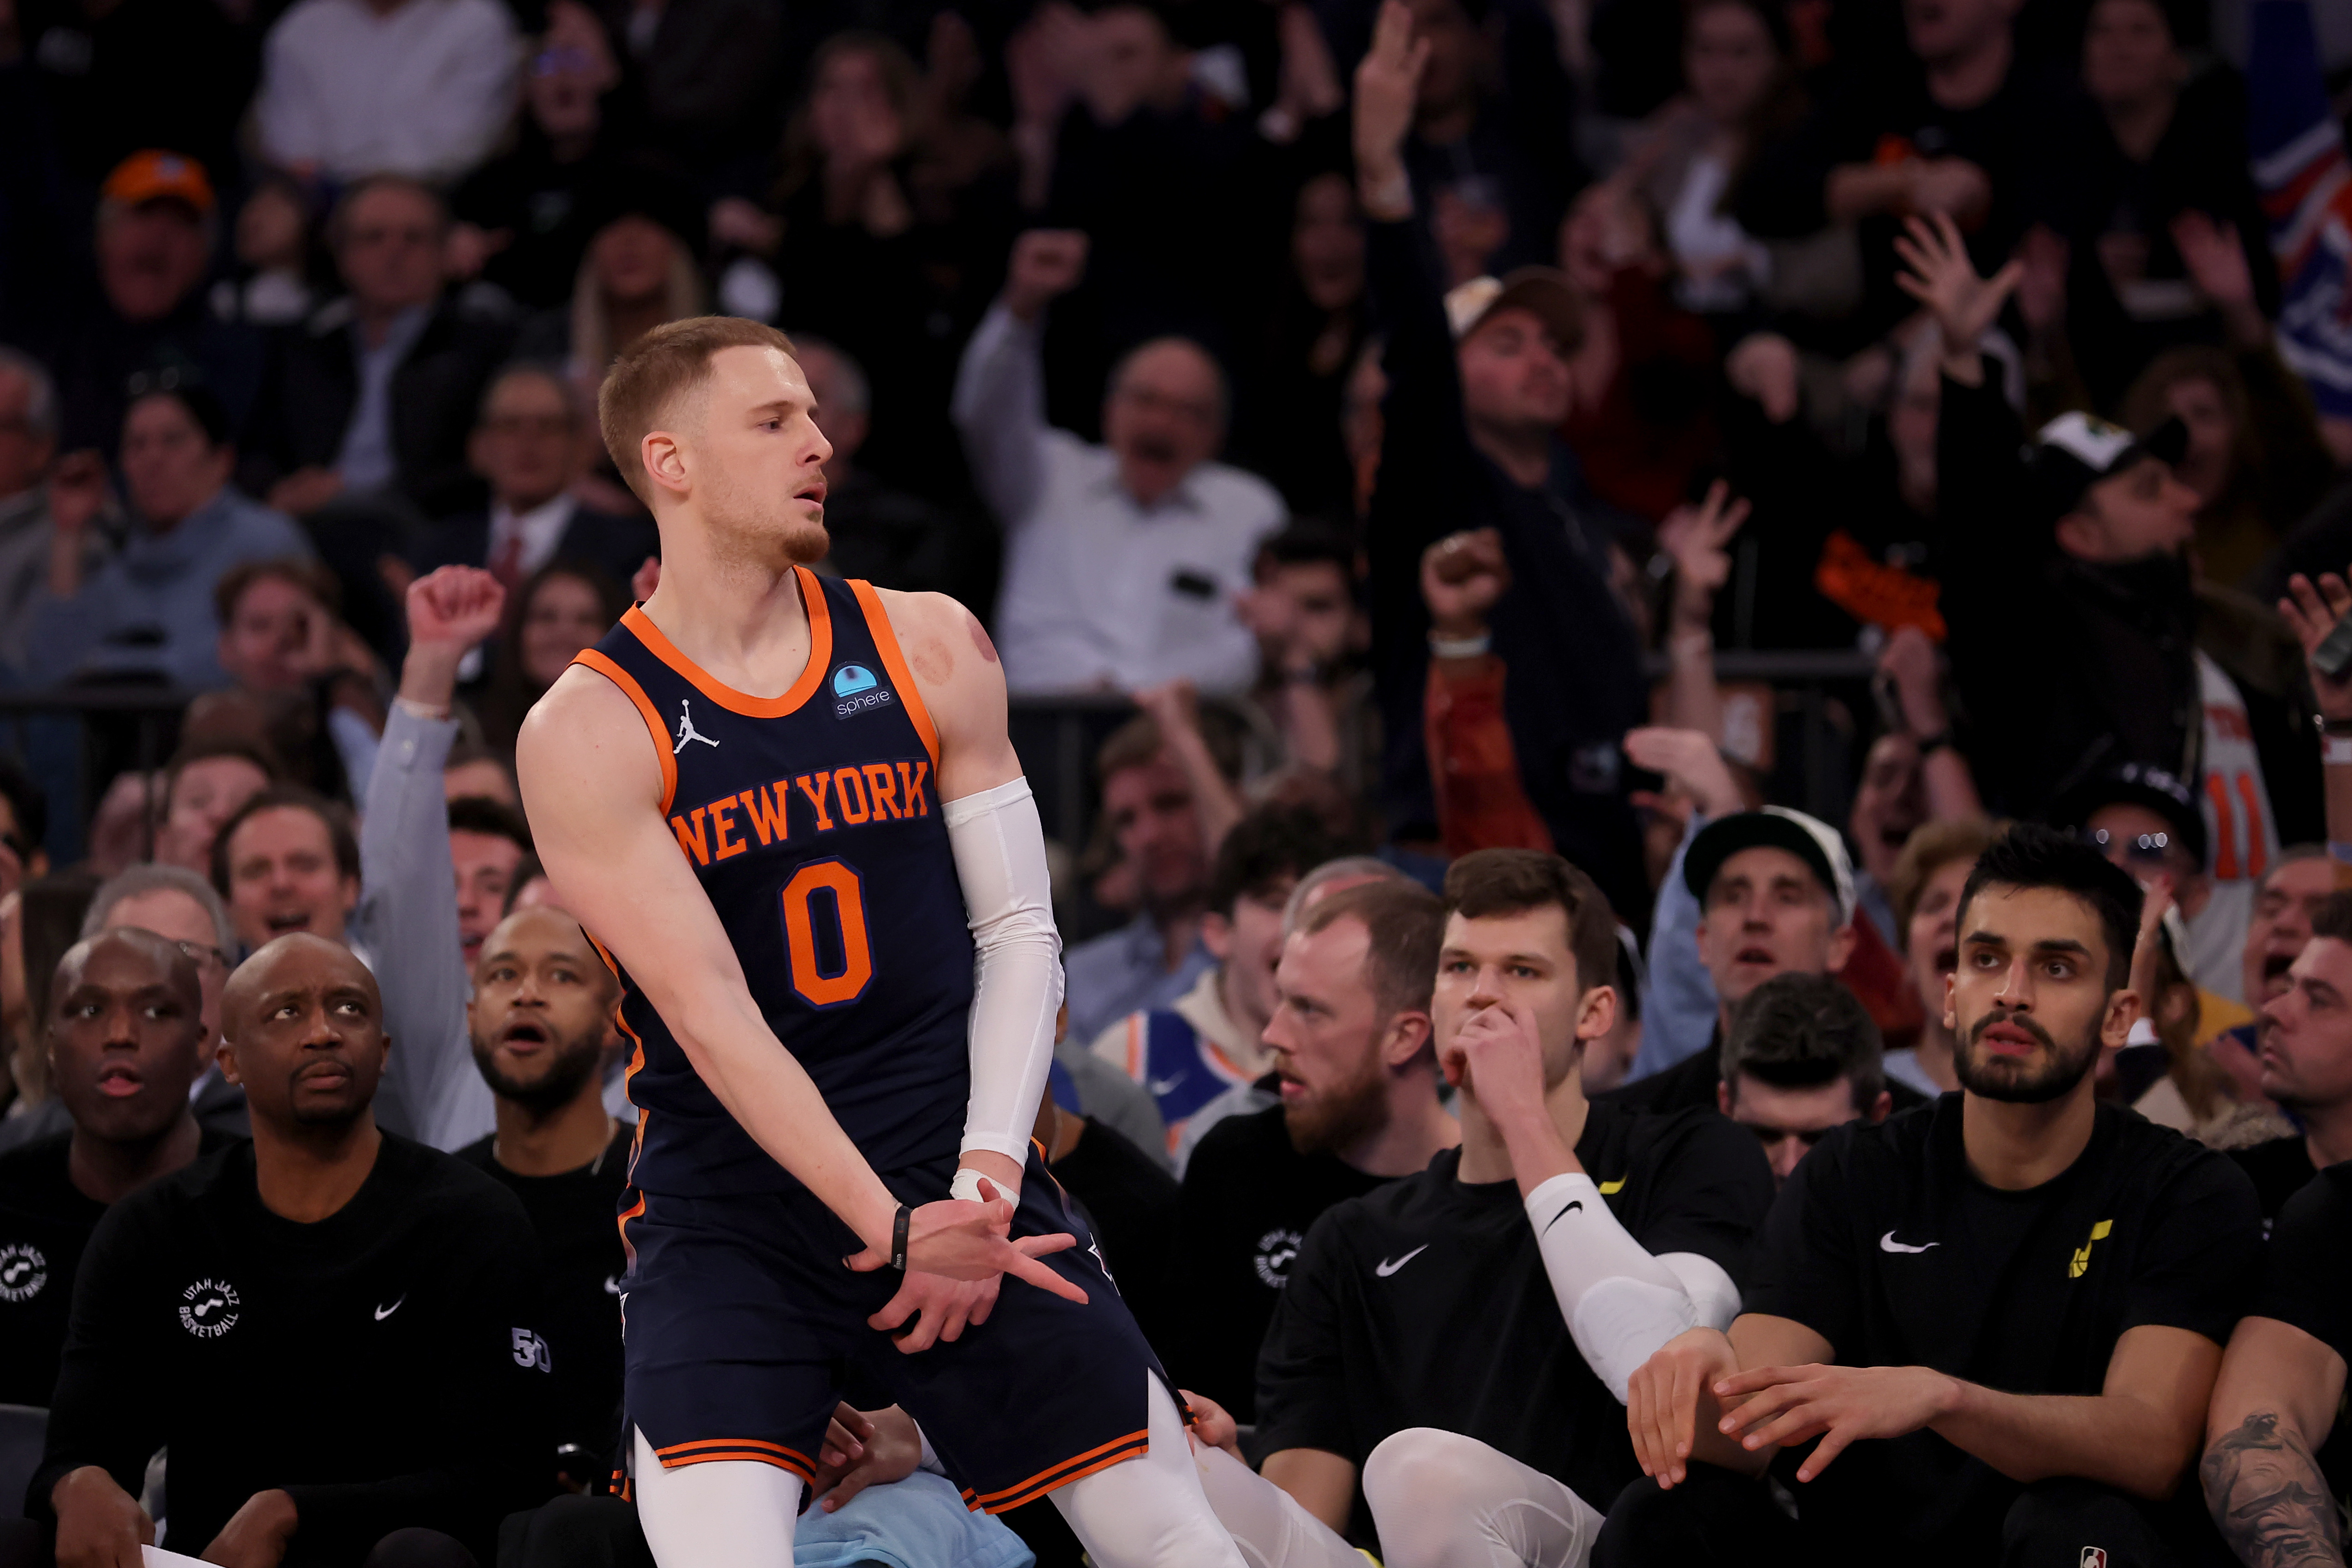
top-left (632, 1374), bottom-right (1244, 1568)
top-left (1363, 1428), bottom-right (1603, 1568)
top-left (1193, 1444), bottom-right (1368, 1568)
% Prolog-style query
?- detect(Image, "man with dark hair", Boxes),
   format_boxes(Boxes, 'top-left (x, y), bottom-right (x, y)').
top-left (1062, 714), bottom-right (1223, 1048)
top-left (30, 934), bottom-right (547, 1568)
top-left (1200, 847), bottom-right (1771, 1566)
top-left (449, 795), bottom-right (533, 971)
top-left (458, 906), bottom-right (632, 1488)
top-left (1719, 973), bottom-right (1894, 1187)
top-left (212, 554), bottom-right (384, 798)
top-left (211, 783), bottom-right (363, 952)
top-left (1174, 880), bottom-right (1460, 1420)
top-left (0, 931), bottom-right (232, 1407)
top-left (1606, 824), bottom-right (2262, 1568)
top-left (1093, 803), bottom-right (1356, 1163)
top-left (2228, 890), bottom-right (2352, 1218)
top-left (153, 736), bottom-right (277, 875)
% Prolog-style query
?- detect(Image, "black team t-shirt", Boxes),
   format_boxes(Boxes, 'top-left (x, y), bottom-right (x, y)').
top-left (1745, 1096), bottom-right (2261, 1564)
top-left (0, 1128), bottom-right (239, 1407)
top-left (2230, 1134), bottom-right (2322, 1223)
top-left (1175, 1103), bottom-right (1398, 1420)
top-left (30, 1136), bottom-right (550, 1567)
top-left (2248, 1165), bottom-right (2352, 1502)
top-left (458, 1123), bottom-right (632, 1461)
top-left (1045, 1114), bottom-right (1183, 1363)
top-left (1256, 1101), bottom-right (1773, 1542)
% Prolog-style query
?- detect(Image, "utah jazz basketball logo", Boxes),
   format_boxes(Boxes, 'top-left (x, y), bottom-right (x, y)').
top-left (674, 698), bottom-right (719, 755)
top-left (832, 663), bottom-right (894, 719)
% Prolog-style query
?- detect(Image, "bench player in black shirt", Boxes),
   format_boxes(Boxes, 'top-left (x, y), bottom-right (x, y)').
top-left (0, 930), bottom-right (231, 1408)
top-left (32, 934), bottom-right (548, 1568)
top-left (2203, 1161), bottom-right (2352, 1566)
top-left (515, 316), bottom-right (1241, 1568)
top-left (456, 905), bottom-right (637, 1485)
top-left (1190, 849), bottom-right (1772, 1568)
top-left (1606, 825), bottom-right (2263, 1568)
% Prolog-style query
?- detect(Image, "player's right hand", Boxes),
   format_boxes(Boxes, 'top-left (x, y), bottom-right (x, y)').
top-left (844, 1184), bottom-right (1087, 1304)
top-left (50, 1465), bottom-right (154, 1568)
top-left (1626, 1327), bottom-right (1739, 1489)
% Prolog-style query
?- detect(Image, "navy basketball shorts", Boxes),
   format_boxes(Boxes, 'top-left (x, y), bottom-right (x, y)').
top-left (618, 1147), bottom-right (1170, 1514)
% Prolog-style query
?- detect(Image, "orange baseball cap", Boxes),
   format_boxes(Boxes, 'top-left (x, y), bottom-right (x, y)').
top-left (101, 150), bottom-right (215, 216)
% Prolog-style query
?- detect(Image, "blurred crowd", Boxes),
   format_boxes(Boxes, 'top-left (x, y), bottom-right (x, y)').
top-left (5, 0), bottom-right (2352, 1561)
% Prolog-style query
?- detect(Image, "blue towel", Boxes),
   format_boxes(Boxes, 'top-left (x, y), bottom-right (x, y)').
top-left (793, 1469), bottom-right (1037, 1568)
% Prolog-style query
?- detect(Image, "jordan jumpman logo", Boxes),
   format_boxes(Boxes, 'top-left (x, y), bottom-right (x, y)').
top-left (673, 698), bottom-right (719, 754)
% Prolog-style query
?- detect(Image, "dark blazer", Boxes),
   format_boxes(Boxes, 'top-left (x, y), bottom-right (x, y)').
top-left (407, 502), bottom-right (658, 594)
top-left (243, 295), bottom-right (515, 518)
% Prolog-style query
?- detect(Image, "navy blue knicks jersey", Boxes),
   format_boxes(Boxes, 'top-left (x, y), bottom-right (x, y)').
top-left (573, 567), bottom-right (976, 1197)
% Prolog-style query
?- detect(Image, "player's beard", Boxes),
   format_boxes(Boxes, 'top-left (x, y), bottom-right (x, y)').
top-left (473, 1025), bottom-right (605, 1115)
top-left (1284, 1051), bottom-right (1391, 1156)
top-left (1953, 1005), bottom-right (2102, 1104)
top-left (700, 463), bottom-right (829, 573)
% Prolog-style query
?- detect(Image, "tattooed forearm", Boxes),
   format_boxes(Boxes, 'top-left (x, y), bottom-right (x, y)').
top-left (2202, 1410), bottom-right (2347, 1568)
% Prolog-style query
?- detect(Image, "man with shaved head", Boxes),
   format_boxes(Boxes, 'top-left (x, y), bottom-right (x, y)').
top-left (32, 933), bottom-right (550, 1568)
top-left (0, 929), bottom-right (231, 1407)
top-left (954, 228), bottom-right (1283, 695)
top-left (458, 906), bottom-right (633, 1482)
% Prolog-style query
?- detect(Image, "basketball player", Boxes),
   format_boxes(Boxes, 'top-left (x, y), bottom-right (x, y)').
top-left (515, 316), bottom-right (1245, 1568)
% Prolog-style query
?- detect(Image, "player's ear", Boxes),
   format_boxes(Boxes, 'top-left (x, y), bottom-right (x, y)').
top-left (641, 431), bottom-right (691, 497)
top-left (1574, 983), bottom-right (1615, 1042)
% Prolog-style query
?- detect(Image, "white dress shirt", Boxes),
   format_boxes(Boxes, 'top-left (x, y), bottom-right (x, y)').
top-left (257, 0), bottom-right (518, 183)
top-left (952, 303), bottom-right (1282, 696)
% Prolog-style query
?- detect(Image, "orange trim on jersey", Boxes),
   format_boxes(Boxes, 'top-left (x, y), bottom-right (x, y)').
top-left (653, 1438), bottom-right (815, 1480)
top-left (617, 1190), bottom-right (646, 1268)
top-left (572, 647), bottom-right (678, 815)
top-left (961, 1429), bottom-right (1152, 1513)
top-left (619, 566), bottom-right (832, 719)
top-left (583, 928), bottom-right (650, 1179)
top-left (1123, 1014), bottom-right (1145, 1081)
top-left (848, 578), bottom-right (940, 771)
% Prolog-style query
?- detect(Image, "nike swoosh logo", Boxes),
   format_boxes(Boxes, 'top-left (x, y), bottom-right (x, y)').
top-left (374, 1296), bottom-right (405, 1319)
top-left (1375, 1245), bottom-right (1429, 1277)
top-left (1879, 1231), bottom-right (1939, 1254)
top-left (1542, 1199), bottom-right (1584, 1233)
top-left (1147, 1074), bottom-right (1188, 1096)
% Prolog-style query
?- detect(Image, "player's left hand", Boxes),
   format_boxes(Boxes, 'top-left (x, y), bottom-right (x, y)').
top-left (845, 1179), bottom-right (1087, 1305)
top-left (869, 1269), bottom-right (1001, 1353)
top-left (1711, 1362), bottom-right (1960, 1482)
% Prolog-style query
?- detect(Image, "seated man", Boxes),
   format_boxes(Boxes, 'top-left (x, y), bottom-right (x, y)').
top-left (210, 783), bottom-right (363, 953)
top-left (449, 796), bottom-right (532, 971)
top-left (1604, 825), bottom-right (2263, 1568)
top-left (30, 933), bottom-right (548, 1568)
top-left (0, 931), bottom-right (230, 1407)
top-left (407, 362), bottom-right (657, 593)
top-left (83, 863), bottom-right (248, 1136)
top-left (1093, 803), bottom-right (1352, 1163)
top-left (212, 555), bottom-right (385, 798)
top-left (1205, 849), bottom-right (1772, 1566)
top-left (456, 905), bottom-right (633, 1484)
top-left (2230, 890), bottom-right (2352, 1219)
top-left (952, 229), bottom-right (1282, 696)
top-left (152, 737), bottom-right (276, 876)
top-left (1175, 879), bottom-right (1460, 1420)
top-left (2200, 1156), bottom-right (2352, 1563)
top-left (1717, 972), bottom-right (1897, 1188)
top-left (1620, 799), bottom-right (1859, 1107)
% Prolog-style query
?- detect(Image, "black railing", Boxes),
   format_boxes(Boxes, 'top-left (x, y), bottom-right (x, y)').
top-left (1, 647), bottom-right (1880, 864)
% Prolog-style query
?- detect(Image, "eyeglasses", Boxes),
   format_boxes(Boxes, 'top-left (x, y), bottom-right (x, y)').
top-left (175, 939), bottom-right (231, 970)
top-left (2082, 827), bottom-right (2181, 870)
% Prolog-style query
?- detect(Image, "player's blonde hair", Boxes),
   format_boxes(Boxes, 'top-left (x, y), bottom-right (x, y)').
top-left (597, 315), bottom-right (799, 504)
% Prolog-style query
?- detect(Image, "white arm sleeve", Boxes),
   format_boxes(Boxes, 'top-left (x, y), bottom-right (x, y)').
top-left (1525, 1172), bottom-right (1738, 1403)
top-left (945, 777), bottom-right (1064, 1170)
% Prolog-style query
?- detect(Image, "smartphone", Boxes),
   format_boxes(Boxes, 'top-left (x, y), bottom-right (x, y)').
top-left (2315, 606), bottom-right (2352, 678)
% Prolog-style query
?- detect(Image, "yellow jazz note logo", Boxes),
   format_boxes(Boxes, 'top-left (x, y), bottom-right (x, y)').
top-left (2068, 1220), bottom-right (2113, 1278)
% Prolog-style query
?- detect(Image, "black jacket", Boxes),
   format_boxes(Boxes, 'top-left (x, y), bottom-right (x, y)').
top-left (1935, 365), bottom-right (2317, 837)
top-left (244, 296), bottom-right (514, 518)
top-left (408, 502), bottom-right (658, 593)
top-left (1362, 215), bottom-right (1649, 913)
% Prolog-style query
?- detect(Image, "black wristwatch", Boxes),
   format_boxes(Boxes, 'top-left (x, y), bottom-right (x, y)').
top-left (890, 1203), bottom-right (911, 1272)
